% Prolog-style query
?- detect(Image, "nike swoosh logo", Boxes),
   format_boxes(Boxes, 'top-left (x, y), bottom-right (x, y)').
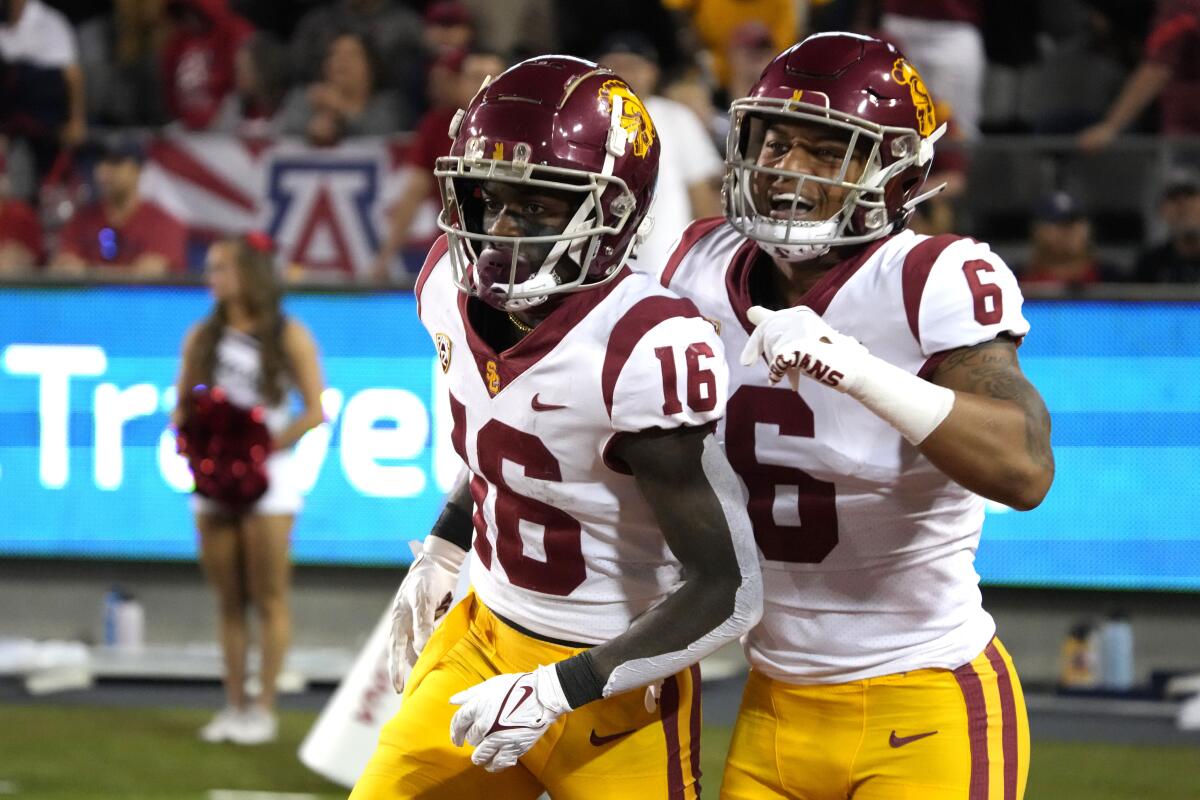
top-left (589, 728), bottom-right (637, 746)
top-left (889, 729), bottom-right (938, 748)
top-left (531, 393), bottom-right (567, 412)
top-left (487, 683), bottom-right (537, 736)
top-left (508, 685), bottom-right (534, 716)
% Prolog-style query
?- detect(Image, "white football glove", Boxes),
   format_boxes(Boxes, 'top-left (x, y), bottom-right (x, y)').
top-left (739, 305), bottom-right (867, 392)
top-left (740, 304), bottom-right (955, 445)
top-left (449, 665), bottom-right (571, 772)
top-left (387, 534), bottom-right (467, 693)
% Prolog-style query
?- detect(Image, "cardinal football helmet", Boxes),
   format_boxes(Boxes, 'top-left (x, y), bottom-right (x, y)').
top-left (435, 55), bottom-right (660, 311)
top-left (724, 32), bottom-right (947, 262)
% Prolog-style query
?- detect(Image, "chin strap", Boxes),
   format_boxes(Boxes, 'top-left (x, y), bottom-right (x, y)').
top-left (902, 181), bottom-right (948, 213)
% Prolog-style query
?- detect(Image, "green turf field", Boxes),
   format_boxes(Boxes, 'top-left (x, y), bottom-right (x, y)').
top-left (1, 706), bottom-right (1198, 799)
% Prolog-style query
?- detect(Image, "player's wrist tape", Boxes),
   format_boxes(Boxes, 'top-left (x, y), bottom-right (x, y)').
top-left (422, 524), bottom-right (469, 569)
top-left (555, 651), bottom-right (604, 709)
top-left (429, 502), bottom-right (473, 553)
top-left (842, 353), bottom-right (955, 445)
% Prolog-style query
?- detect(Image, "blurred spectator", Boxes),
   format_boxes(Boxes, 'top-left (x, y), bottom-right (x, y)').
top-left (0, 0), bottom-right (87, 185)
top-left (0, 148), bottom-right (43, 273)
top-left (1132, 171), bottom-right (1200, 283)
top-left (161, 0), bottom-right (254, 131)
top-left (422, 1), bottom-right (475, 57)
top-left (660, 0), bottom-right (797, 96)
top-left (406, 2), bottom-right (475, 117)
top-left (462, 0), bottom-right (555, 60)
top-left (557, 0), bottom-right (684, 78)
top-left (1018, 0), bottom-right (1142, 135)
top-left (50, 137), bottom-right (187, 277)
top-left (372, 48), bottom-right (506, 283)
top-left (595, 32), bottom-right (722, 270)
top-left (209, 33), bottom-right (290, 138)
top-left (662, 20), bottom-right (775, 153)
top-left (1019, 191), bottom-right (1118, 287)
top-left (278, 31), bottom-right (408, 138)
top-left (724, 20), bottom-right (778, 101)
top-left (1078, 0), bottom-right (1200, 150)
top-left (661, 65), bottom-right (726, 153)
top-left (880, 0), bottom-right (986, 139)
top-left (74, 0), bottom-right (168, 126)
top-left (289, 0), bottom-right (422, 92)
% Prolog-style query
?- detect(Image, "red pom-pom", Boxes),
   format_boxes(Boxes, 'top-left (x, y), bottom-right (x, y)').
top-left (177, 387), bottom-right (272, 509)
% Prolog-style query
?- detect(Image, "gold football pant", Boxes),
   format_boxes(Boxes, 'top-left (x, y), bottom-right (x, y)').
top-left (351, 592), bottom-right (702, 799)
top-left (721, 638), bottom-right (1029, 800)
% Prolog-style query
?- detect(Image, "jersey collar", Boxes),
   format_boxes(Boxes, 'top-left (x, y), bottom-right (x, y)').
top-left (725, 235), bottom-right (893, 335)
top-left (458, 266), bottom-right (632, 397)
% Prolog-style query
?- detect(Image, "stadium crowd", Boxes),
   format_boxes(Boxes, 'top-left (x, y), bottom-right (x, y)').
top-left (0, 0), bottom-right (1195, 286)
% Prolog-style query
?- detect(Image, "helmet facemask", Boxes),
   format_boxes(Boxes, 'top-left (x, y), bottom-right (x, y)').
top-left (724, 97), bottom-right (932, 262)
top-left (435, 144), bottom-right (639, 312)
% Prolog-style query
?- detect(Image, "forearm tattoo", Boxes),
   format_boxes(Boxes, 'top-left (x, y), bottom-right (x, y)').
top-left (935, 340), bottom-right (1055, 473)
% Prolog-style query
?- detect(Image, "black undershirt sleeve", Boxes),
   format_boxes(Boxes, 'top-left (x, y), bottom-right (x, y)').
top-left (427, 500), bottom-right (473, 551)
top-left (555, 651), bottom-right (605, 709)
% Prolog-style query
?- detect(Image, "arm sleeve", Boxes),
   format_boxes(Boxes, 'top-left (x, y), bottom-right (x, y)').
top-left (599, 434), bottom-right (762, 699)
top-left (608, 313), bottom-right (728, 433)
top-left (916, 238), bottom-right (1031, 357)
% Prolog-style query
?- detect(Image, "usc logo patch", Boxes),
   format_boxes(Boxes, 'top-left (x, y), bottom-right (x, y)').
top-left (485, 360), bottom-right (501, 395)
top-left (599, 80), bottom-right (656, 158)
top-left (890, 58), bottom-right (936, 137)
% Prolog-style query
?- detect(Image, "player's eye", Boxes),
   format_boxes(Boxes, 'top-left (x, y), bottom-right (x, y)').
top-left (812, 145), bottom-right (845, 162)
top-left (763, 139), bottom-right (790, 158)
top-left (481, 196), bottom-right (504, 214)
top-left (523, 203), bottom-right (546, 216)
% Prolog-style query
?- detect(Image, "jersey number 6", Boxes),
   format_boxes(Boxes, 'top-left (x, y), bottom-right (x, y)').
top-left (725, 385), bottom-right (839, 563)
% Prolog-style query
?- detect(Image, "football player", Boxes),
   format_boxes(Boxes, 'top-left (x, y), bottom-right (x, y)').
top-left (659, 33), bottom-right (1054, 799)
top-left (350, 56), bottom-right (762, 800)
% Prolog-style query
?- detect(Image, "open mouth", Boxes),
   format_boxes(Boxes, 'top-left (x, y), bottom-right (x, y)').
top-left (767, 192), bottom-right (817, 220)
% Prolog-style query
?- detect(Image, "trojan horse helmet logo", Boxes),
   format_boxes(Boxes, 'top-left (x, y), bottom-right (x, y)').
top-left (890, 58), bottom-right (936, 137)
top-left (599, 80), bottom-right (656, 158)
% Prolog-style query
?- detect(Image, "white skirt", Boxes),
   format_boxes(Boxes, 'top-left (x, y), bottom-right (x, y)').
top-left (190, 451), bottom-right (303, 517)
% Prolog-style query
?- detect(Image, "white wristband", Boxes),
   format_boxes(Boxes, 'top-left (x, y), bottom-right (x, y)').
top-left (843, 354), bottom-right (955, 445)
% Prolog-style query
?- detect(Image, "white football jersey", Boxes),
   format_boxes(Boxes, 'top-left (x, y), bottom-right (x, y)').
top-left (661, 219), bottom-right (1031, 683)
top-left (211, 327), bottom-right (291, 435)
top-left (416, 237), bottom-right (729, 644)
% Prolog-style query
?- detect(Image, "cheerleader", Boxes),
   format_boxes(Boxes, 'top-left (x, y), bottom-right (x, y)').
top-left (173, 233), bottom-right (326, 745)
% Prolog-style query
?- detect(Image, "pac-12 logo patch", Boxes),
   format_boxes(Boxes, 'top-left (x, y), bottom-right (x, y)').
top-left (435, 333), bottom-right (453, 373)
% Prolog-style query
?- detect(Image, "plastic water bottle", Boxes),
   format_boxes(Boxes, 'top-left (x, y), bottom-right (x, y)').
top-left (1100, 612), bottom-right (1134, 691)
top-left (102, 587), bottom-right (124, 646)
top-left (114, 596), bottom-right (145, 650)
